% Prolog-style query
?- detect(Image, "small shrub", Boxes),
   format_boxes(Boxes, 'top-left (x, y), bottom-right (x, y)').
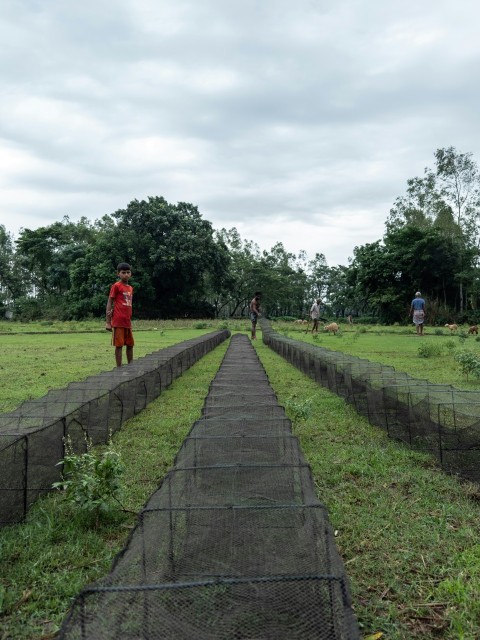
top-left (417, 343), bottom-right (444, 358)
top-left (194, 321), bottom-right (208, 329)
top-left (454, 350), bottom-right (480, 380)
top-left (285, 397), bottom-right (314, 423)
top-left (445, 339), bottom-right (456, 351)
top-left (217, 321), bottom-right (229, 330)
top-left (358, 327), bottom-right (367, 334)
top-left (434, 328), bottom-right (444, 336)
top-left (53, 436), bottom-right (125, 524)
top-left (476, 336), bottom-right (480, 343)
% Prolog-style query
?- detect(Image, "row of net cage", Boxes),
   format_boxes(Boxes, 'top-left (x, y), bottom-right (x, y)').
top-left (0, 330), bottom-right (230, 526)
top-left (261, 319), bottom-right (480, 484)
top-left (59, 333), bottom-right (359, 639)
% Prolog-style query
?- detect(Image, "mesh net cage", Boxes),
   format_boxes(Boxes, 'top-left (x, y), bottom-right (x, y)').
top-left (59, 333), bottom-right (359, 639)
top-left (261, 319), bottom-right (480, 483)
top-left (0, 330), bottom-right (229, 526)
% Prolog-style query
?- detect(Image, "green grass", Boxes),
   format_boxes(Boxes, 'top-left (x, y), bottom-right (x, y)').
top-left (0, 318), bottom-right (228, 334)
top-left (275, 320), bottom-right (480, 389)
top-left (1, 322), bottom-right (480, 638)
top-left (0, 335), bottom-right (231, 639)
top-left (0, 321), bottom-right (248, 412)
top-left (253, 338), bottom-right (480, 639)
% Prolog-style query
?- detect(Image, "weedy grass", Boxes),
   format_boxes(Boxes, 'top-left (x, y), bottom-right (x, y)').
top-left (1, 323), bottom-right (480, 639)
top-left (253, 337), bottom-right (480, 639)
top-left (0, 335), bottom-right (231, 639)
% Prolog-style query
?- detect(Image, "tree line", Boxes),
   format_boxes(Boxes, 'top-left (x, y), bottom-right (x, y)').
top-left (1, 147), bottom-right (480, 324)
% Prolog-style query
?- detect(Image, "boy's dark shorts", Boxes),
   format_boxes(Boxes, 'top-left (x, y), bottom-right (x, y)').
top-left (112, 327), bottom-right (134, 347)
top-left (250, 313), bottom-right (258, 324)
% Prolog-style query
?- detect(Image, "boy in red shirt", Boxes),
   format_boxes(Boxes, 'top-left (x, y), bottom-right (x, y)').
top-left (105, 263), bottom-right (134, 366)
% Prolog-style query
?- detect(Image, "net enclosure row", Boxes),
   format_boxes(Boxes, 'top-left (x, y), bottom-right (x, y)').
top-left (0, 330), bottom-right (229, 526)
top-left (59, 334), bottom-right (359, 639)
top-left (261, 319), bottom-right (480, 484)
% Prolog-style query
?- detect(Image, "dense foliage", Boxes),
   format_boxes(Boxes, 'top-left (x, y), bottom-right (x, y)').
top-left (2, 147), bottom-right (480, 323)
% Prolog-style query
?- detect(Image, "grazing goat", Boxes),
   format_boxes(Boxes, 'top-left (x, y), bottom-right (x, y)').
top-left (445, 323), bottom-right (458, 332)
top-left (294, 319), bottom-right (307, 325)
top-left (324, 322), bottom-right (339, 335)
top-left (468, 325), bottom-right (479, 335)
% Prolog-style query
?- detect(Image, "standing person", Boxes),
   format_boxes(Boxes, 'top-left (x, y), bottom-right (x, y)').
top-left (410, 291), bottom-right (426, 336)
top-left (310, 299), bottom-right (322, 333)
top-left (249, 292), bottom-right (261, 340)
top-left (105, 263), bottom-right (134, 366)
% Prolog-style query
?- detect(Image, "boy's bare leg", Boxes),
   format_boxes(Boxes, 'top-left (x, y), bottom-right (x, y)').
top-left (126, 346), bottom-right (133, 363)
top-left (115, 347), bottom-right (123, 367)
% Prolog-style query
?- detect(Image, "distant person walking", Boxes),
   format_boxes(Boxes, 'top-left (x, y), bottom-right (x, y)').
top-left (410, 291), bottom-right (425, 336)
top-left (310, 299), bottom-right (322, 333)
top-left (106, 263), bottom-right (134, 366)
top-left (249, 292), bottom-right (261, 340)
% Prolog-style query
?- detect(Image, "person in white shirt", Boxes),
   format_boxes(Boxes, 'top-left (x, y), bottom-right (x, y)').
top-left (310, 299), bottom-right (322, 334)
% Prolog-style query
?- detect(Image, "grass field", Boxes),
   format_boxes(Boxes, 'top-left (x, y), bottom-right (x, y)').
top-left (271, 320), bottom-right (480, 389)
top-left (1, 320), bottom-right (480, 639)
top-left (0, 318), bottom-right (241, 412)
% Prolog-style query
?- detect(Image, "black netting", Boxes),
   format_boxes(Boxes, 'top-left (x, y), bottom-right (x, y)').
top-left (59, 334), bottom-right (359, 639)
top-left (261, 319), bottom-right (480, 482)
top-left (173, 435), bottom-right (306, 467)
top-left (62, 576), bottom-right (355, 640)
top-left (0, 330), bottom-right (230, 525)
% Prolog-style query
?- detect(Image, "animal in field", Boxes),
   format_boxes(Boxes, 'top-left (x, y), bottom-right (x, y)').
top-left (445, 323), bottom-right (458, 332)
top-left (324, 322), bottom-right (339, 335)
top-left (294, 319), bottom-right (307, 325)
top-left (468, 325), bottom-right (479, 335)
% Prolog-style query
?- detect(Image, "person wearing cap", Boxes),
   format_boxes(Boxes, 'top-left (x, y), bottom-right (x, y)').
top-left (410, 291), bottom-right (426, 336)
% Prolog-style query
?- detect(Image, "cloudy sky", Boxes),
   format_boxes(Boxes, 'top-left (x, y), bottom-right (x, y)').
top-left (1, 1), bottom-right (479, 266)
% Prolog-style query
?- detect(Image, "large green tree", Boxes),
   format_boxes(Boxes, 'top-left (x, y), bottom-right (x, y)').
top-left (0, 225), bottom-right (25, 310)
top-left (68, 197), bottom-right (231, 318)
top-left (386, 147), bottom-right (480, 312)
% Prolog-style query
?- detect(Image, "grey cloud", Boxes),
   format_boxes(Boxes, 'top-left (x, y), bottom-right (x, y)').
top-left (1, 0), bottom-right (480, 266)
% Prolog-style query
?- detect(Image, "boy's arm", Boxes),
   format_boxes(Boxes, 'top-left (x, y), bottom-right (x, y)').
top-left (105, 297), bottom-right (114, 331)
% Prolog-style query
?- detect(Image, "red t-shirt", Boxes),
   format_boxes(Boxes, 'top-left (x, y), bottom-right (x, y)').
top-left (109, 281), bottom-right (133, 328)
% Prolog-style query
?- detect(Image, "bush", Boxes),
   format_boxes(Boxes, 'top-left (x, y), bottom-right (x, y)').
top-left (417, 343), bottom-right (444, 358)
top-left (454, 350), bottom-right (480, 380)
top-left (53, 436), bottom-right (125, 525)
top-left (285, 397), bottom-right (314, 423)
top-left (194, 321), bottom-right (209, 329)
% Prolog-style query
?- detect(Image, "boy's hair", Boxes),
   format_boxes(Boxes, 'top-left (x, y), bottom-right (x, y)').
top-left (117, 262), bottom-right (131, 272)
top-left (254, 291), bottom-right (262, 297)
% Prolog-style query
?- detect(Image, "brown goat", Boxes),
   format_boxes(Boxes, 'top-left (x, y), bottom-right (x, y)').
top-left (468, 325), bottom-right (478, 335)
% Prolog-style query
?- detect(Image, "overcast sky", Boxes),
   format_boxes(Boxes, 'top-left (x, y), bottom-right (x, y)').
top-left (1, 1), bottom-right (479, 266)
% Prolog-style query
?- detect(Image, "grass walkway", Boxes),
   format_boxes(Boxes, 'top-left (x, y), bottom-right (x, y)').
top-left (1, 328), bottom-right (480, 638)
